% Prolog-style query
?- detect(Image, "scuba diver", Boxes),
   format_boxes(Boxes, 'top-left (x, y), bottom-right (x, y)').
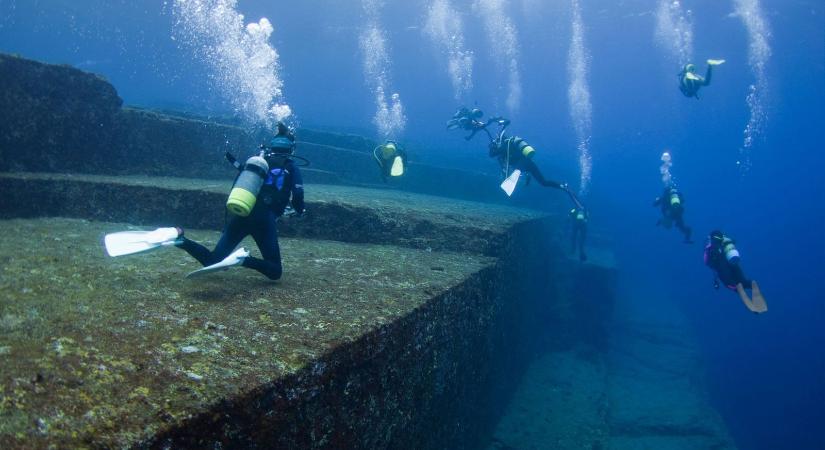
top-left (447, 107), bottom-right (580, 206)
top-left (569, 206), bottom-right (588, 262)
top-left (447, 107), bottom-right (486, 140)
top-left (678, 59), bottom-right (725, 99)
top-left (175, 121), bottom-right (305, 279)
top-left (653, 185), bottom-right (693, 243)
top-left (373, 140), bottom-right (408, 182)
top-left (704, 230), bottom-right (767, 314)
top-left (103, 122), bottom-right (305, 280)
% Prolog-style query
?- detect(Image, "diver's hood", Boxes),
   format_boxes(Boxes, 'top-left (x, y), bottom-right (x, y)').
top-left (266, 136), bottom-right (295, 154)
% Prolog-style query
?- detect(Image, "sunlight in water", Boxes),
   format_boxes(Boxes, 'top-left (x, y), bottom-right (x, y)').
top-left (474, 0), bottom-right (521, 115)
top-left (654, 0), bottom-right (693, 66)
top-left (360, 2), bottom-right (406, 140)
top-left (172, 0), bottom-right (291, 126)
top-left (734, 0), bottom-right (771, 172)
top-left (568, 0), bottom-right (592, 195)
top-left (424, 0), bottom-right (474, 102)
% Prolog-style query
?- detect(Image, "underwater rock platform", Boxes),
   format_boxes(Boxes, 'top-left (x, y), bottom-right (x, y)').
top-left (0, 172), bottom-right (614, 449)
top-left (0, 218), bottom-right (496, 447)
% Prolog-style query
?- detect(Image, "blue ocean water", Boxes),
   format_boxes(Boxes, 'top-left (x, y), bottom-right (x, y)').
top-left (1, 1), bottom-right (822, 448)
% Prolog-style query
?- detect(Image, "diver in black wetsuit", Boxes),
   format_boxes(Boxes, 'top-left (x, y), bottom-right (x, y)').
top-left (373, 140), bottom-right (408, 182)
top-left (175, 122), bottom-right (305, 280)
top-left (704, 230), bottom-right (767, 313)
top-left (447, 107), bottom-right (575, 199)
top-left (678, 59), bottom-right (725, 99)
top-left (653, 185), bottom-right (692, 243)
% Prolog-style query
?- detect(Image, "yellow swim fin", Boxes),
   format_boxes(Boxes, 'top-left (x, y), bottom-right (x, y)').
top-left (707, 59), bottom-right (726, 66)
top-left (685, 72), bottom-right (702, 81)
top-left (736, 282), bottom-right (767, 314)
top-left (390, 156), bottom-right (404, 177)
top-left (749, 281), bottom-right (768, 313)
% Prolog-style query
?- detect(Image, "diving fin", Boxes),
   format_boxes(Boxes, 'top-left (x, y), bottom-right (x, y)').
top-left (685, 72), bottom-right (701, 81)
top-left (500, 169), bottom-right (521, 197)
top-left (186, 247), bottom-right (249, 279)
top-left (104, 227), bottom-right (181, 257)
top-left (707, 59), bottom-right (726, 66)
top-left (390, 155), bottom-right (405, 177)
top-left (749, 281), bottom-right (768, 313)
top-left (736, 282), bottom-right (767, 314)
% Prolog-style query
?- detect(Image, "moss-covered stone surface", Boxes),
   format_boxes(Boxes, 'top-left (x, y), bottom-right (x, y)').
top-left (0, 218), bottom-right (497, 448)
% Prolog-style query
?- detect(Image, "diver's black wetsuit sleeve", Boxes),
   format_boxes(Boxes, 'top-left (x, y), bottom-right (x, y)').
top-left (290, 164), bottom-right (305, 214)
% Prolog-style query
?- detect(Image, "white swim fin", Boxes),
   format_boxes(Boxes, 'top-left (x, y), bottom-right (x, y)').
top-left (186, 247), bottom-right (249, 279)
top-left (500, 169), bottom-right (521, 197)
top-left (707, 59), bottom-right (726, 66)
top-left (104, 227), bottom-right (181, 257)
top-left (390, 155), bottom-right (405, 177)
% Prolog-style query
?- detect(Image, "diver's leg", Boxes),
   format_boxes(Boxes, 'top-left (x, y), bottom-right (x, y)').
top-left (245, 213), bottom-right (283, 280)
top-left (735, 284), bottom-right (757, 312)
top-left (675, 217), bottom-right (692, 243)
top-left (579, 226), bottom-right (587, 261)
top-left (704, 64), bottom-right (713, 86)
top-left (519, 158), bottom-right (562, 189)
top-left (570, 229), bottom-right (577, 254)
top-left (731, 263), bottom-right (752, 288)
top-left (178, 219), bottom-right (246, 266)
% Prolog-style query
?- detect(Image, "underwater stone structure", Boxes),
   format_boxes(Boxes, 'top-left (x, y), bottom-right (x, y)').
top-left (0, 169), bottom-right (609, 448)
top-left (0, 52), bottom-right (738, 450)
top-left (0, 53), bottom-right (514, 206)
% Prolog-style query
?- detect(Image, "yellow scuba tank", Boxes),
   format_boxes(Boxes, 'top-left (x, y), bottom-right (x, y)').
top-left (669, 189), bottom-right (681, 207)
top-left (226, 155), bottom-right (269, 217)
top-left (381, 142), bottom-right (396, 160)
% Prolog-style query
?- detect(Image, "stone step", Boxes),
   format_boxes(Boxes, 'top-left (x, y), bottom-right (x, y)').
top-left (0, 172), bottom-right (550, 257)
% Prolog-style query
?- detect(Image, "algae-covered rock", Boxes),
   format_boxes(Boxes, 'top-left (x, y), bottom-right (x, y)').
top-left (0, 54), bottom-right (122, 173)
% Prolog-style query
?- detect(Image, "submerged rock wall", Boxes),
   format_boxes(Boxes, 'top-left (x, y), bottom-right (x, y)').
top-left (0, 171), bottom-right (603, 448)
top-left (0, 53), bottom-right (613, 448)
top-left (149, 223), bottom-right (560, 449)
top-left (0, 53), bottom-right (510, 205)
